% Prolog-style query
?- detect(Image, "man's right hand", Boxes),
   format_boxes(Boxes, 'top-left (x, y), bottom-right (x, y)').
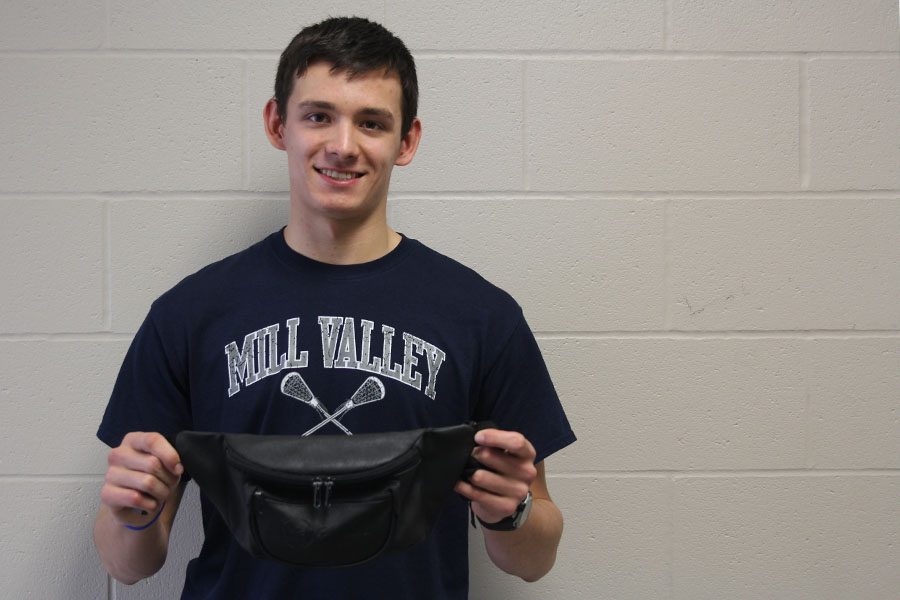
top-left (100, 432), bottom-right (183, 528)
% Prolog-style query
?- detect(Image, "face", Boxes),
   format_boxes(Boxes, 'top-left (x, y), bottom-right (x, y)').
top-left (265, 62), bottom-right (421, 224)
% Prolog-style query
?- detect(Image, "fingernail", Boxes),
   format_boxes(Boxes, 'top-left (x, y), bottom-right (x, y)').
top-left (175, 463), bottom-right (184, 475)
top-left (474, 432), bottom-right (486, 444)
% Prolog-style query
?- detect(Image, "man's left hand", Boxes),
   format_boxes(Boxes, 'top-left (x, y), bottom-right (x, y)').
top-left (454, 428), bottom-right (537, 524)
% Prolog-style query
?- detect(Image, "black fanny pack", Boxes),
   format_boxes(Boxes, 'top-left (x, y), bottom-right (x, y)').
top-left (172, 422), bottom-right (489, 568)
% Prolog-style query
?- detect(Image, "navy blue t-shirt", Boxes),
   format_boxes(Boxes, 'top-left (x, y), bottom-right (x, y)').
top-left (98, 229), bottom-right (576, 599)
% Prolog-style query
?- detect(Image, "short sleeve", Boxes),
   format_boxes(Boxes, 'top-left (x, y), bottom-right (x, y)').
top-left (97, 305), bottom-right (193, 451)
top-left (473, 313), bottom-right (576, 464)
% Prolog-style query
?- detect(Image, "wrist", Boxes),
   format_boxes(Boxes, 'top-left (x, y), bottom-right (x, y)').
top-left (477, 491), bottom-right (533, 531)
top-left (123, 502), bottom-right (166, 531)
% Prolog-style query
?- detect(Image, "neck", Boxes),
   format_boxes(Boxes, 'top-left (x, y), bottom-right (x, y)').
top-left (283, 213), bottom-right (401, 265)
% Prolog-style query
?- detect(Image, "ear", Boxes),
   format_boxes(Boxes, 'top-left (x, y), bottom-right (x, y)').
top-left (394, 117), bottom-right (422, 167)
top-left (263, 98), bottom-right (286, 151)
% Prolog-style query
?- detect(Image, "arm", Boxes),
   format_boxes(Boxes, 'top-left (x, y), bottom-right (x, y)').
top-left (454, 429), bottom-right (563, 582)
top-left (93, 432), bottom-right (185, 585)
top-left (481, 462), bottom-right (562, 581)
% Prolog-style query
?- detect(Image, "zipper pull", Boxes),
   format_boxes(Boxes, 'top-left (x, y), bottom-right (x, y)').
top-left (253, 490), bottom-right (264, 515)
top-left (312, 479), bottom-right (323, 509)
top-left (323, 478), bottom-right (334, 508)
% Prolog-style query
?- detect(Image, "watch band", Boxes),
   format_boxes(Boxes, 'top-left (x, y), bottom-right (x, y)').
top-left (477, 491), bottom-right (532, 531)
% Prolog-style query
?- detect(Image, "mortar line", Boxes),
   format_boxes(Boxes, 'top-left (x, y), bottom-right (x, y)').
top-left (3, 49), bottom-right (896, 60)
top-left (369, 190), bottom-right (900, 199)
top-left (388, 50), bottom-right (900, 60)
top-left (675, 469), bottom-right (900, 478)
top-left (532, 330), bottom-right (900, 339)
top-left (0, 475), bottom-right (105, 481)
top-left (548, 469), bottom-right (900, 479)
top-left (0, 333), bottom-right (136, 341)
top-left (4, 190), bottom-right (897, 200)
top-left (1, 330), bottom-right (898, 342)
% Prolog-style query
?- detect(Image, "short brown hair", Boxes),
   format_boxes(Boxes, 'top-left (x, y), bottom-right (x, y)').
top-left (274, 17), bottom-right (418, 137)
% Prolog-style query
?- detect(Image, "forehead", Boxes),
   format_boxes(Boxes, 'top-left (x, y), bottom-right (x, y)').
top-left (289, 62), bottom-right (403, 116)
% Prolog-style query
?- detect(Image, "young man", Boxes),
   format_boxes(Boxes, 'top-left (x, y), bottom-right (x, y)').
top-left (94, 17), bottom-right (575, 599)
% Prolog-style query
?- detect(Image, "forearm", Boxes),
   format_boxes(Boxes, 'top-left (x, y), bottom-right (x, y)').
top-left (93, 504), bottom-right (170, 584)
top-left (482, 497), bottom-right (563, 582)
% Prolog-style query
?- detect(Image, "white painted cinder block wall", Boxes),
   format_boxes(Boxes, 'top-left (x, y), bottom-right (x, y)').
top-left (1, 1), bottom-right (898, 598)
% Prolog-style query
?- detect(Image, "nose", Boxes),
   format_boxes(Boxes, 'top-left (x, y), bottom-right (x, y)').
top-left (324, 120), bottom-right (359, 162)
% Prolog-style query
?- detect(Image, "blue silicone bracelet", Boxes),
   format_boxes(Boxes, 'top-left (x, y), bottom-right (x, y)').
top-left (124, 501), bottom-right (166, 531)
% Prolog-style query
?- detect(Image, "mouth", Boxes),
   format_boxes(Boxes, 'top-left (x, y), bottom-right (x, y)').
top-left (314, 167), bottom-right (365, 182)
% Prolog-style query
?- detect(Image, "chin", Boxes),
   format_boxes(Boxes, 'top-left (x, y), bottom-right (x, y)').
top-left (317, 192), bottom-right (385, 215)
top-left (292, 185), bottom-right (386, 223)
top-left (314, 201), bottom-right (380, 222)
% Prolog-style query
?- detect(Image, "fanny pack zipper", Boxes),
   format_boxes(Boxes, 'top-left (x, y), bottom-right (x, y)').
top-left (230, 444), bottom-right (421, 509)
top-left (311, 477), bottom-right (333, 509)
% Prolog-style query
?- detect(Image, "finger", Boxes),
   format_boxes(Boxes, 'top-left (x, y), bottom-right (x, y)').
top-left (455, 479), bottom-right (499, 506)
top-left (104, 465), bottom-right (172, 505)
top-left (129, 432), bottom-right (183, 476)
top-left (124, 432), bottom-right (183, 476)
top-left (108, 448), bottom-right (180, 489)
top-left (100, 484), bottom-right (169, 529)
top-left (474, 429), bottom-right (536, 460)
top-left (471, 447), bottom-right (537, 484)
top-left (100, 482), bottom-right (160, 514)
top-left (454, 480), bottom-right (522, 523)
top-left (468, 468), bottom-right (529, 501)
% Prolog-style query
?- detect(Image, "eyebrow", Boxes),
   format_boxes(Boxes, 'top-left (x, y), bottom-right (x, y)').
top-left (296, 100), bottom-right (395, 122)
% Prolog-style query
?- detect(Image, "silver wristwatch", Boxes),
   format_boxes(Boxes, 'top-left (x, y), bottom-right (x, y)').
top-left (478, 490), bottom-right (533, 531)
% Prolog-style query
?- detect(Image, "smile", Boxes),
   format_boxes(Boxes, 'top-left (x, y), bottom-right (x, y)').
top-left (315, 167), bottom-right (364, 181)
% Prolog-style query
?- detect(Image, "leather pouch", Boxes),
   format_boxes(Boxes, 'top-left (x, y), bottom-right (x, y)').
top-left (172, 422), bottom-right (491, 568)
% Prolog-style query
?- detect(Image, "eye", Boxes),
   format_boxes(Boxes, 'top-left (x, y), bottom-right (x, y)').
top-left (360, 120), bottom-right (384, 131)
top-left (305, 112), bottom-right (329, 124)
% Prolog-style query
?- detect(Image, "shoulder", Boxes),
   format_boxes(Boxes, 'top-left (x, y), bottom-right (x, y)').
top-left (149, 232), bottom-right (275, 318)
top-left (404, 237), bottom-right (522, 316)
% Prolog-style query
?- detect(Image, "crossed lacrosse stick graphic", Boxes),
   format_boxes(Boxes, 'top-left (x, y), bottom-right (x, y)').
top-left (280, 372), bottom-right (385, 436)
